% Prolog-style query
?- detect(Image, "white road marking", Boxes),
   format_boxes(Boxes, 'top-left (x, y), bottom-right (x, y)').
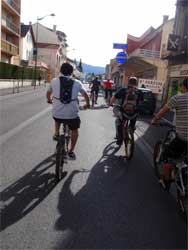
top-left (0, 107), bottom-right (51, 145)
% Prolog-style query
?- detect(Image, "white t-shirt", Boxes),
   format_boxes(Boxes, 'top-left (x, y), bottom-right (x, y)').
top-left (48, 76), bottom-right (87, 119)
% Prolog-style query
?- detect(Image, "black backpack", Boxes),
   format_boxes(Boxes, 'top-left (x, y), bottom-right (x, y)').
top-left (59, 76), bottom-right (75, 104)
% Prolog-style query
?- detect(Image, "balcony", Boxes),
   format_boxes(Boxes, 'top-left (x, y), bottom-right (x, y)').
top-left (129, 48), bottom-right (160, 59)
top-left (1, 39), bottom-right (19, 56)
top-left (1, 14), bottom-right (20, 35)
top-left (2, 0), bottom-right (20, 15)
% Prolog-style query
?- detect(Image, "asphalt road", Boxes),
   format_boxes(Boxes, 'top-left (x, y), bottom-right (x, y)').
top-left (0, 87), bottom-right (187, 249)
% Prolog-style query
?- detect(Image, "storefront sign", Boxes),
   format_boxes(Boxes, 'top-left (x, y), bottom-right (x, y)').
top-left (169, 64), bottom-right (188, 77)
top-left (28, 60), bottom-right (48, 69)
top-left (138, 78), bottom-right (164, 94)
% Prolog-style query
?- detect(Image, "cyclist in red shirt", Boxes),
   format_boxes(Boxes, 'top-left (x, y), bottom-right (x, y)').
top-left (103, 78), bottom-right (113, 103)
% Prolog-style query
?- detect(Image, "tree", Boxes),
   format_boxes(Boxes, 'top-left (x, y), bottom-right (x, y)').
top-left (78, 58), bottom-right (83, 73)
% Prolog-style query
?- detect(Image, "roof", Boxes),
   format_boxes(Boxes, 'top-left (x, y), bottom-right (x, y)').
top-left (21, 23), bottom-right (35, 43)
top-left (21, 24), bottom-right (30, 37)
top-left (32, 23), bottom-right (59, 45)
top-left (127, 27), bottom-right (155, 42)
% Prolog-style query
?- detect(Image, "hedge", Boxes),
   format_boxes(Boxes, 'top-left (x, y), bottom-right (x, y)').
top-left (0, 62), bottom-right (43, 79)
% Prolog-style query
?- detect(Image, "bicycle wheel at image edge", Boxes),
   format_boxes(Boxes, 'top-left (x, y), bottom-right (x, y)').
top-left (153, 140), bottom-right (163, 179)
top-left (56, 136), bottom-right (65, 181)
top-left (177, 187), bottom-right (187, 223)
top-left (90, 92), bottom-right (95, 107)
top-left (123, 128), bottom-right (134, 160)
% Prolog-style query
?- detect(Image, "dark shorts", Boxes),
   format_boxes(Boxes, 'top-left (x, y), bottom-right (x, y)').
top-left (165, 136), bottom-right (187, 159)
top-left (53, 117), bottom-right (81, 130)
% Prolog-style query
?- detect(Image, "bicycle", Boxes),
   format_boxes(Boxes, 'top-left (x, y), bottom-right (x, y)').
top-left (105, 89), bottom-right (112, 106)
top-left (55, 122), bottom-right (70, 181)
top-left (153, 121), bottom-right (187, 221)
top-left (113, 104), bottom-right (138, 160)
top-left (90, 89), bottom-right (96, 107)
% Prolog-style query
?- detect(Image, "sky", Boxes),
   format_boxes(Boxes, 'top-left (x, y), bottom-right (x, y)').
top-left (21, 0), bottom-right (176, 67)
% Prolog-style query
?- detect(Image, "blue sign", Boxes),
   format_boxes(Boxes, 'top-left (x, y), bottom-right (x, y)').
top-left (113, 43), bottom-right (128, 50)
top-left (116, 51), bottom-right (128, 64)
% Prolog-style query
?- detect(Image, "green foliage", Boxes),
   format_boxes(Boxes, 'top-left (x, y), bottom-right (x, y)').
top-left (0, 62), bottom-right (42, 79)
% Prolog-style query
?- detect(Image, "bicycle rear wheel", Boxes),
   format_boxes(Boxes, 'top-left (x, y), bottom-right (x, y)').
top-left (153, 141), bottom-right (171, 191)
top-left (123, 127), bottom-right (134, 160)
top-left (56, 135), bottom-right (65, 181)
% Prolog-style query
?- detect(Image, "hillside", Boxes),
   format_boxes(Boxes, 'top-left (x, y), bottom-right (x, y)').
top-left (82, 63), bottom-right (105, 74)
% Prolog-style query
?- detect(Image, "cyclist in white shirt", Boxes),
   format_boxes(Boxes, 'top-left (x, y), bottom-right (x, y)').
top-left (46, 63), bottom-right (90, 159)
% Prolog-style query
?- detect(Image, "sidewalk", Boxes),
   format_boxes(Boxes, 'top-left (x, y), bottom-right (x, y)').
top-left (0, 79), bottom-right (47, 96)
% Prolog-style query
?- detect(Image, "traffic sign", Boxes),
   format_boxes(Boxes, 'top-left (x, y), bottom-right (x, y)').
top-left (116, 51), bottom-right (128, 64)
top-left (113, 43), bottom-right (128, 50)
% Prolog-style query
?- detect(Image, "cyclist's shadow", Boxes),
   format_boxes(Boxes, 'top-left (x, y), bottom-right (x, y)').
top-left (54, 142), bottom-right (127, 248)
top-left (0, 154), bottom-right (57, 231)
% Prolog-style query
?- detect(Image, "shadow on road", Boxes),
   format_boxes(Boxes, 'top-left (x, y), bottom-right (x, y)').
top-left (53, 142), bottom-right (136, 249)
top-left (0, 154), bottom-right (57, 231)
top-left (54, 138), bottom-right (187, 249)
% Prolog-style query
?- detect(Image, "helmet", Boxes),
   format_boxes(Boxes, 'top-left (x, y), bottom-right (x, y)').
top-left (128, 77), bottom-right (138, 86)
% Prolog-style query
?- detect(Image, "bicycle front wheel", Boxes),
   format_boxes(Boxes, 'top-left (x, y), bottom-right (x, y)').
top-left (123, 127), bottom-right (134, 160)
top-left (56, 135), bottom-right (65, 181)
top-left (153, 140), bottom-right (163, 179)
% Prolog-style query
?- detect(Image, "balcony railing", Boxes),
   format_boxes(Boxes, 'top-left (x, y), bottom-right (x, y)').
top-left (2, 14), bottom-right (20, 35)
top-left (3, 0), bottom-right (20, 14)
top-left (1, 39), bottom-right (19, 56)
top-left (129, 48), bottom-right (160, 59)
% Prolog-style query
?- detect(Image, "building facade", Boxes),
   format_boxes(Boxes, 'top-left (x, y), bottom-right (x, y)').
top-left (108, 16), bottom-right (174, 100)
top-left (1, 0), bottom-right (21, 64)
top-left (163, 0), bottom-right (188, 101)
top-left (32, 23), bottom-right (67, 80)
top-left (20, 23), bottom-right (35, 61)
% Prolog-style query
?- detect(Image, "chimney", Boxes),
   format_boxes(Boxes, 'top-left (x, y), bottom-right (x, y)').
top-left (163, 15), bottom-right (169, 24)
top-left (53, 25), bottom-right (57, 32)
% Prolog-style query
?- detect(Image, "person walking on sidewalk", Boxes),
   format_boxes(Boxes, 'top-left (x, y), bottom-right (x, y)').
top-left (46, 62), bottom-right (90, 159)
top-left (151, 78), bottom-right (188, 185)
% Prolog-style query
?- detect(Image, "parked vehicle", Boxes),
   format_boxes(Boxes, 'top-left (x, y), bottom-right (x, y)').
top-left (138, 87), bottom-right (156, 115)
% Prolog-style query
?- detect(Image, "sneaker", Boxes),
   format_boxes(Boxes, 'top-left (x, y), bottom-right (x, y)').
top-left (132, 126), bottom-right (136, 132)
top-left (116, 140), bottom-right (123, 146)
top-left (53, 134), bottom-right (59, 141)
top-left (68, 151), bottom-right (76, 160)
top-left (159, 178), bottom-right (171, 191)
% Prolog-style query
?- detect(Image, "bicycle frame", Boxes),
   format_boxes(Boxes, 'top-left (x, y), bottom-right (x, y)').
top-left (55, 122), bottom-right (70, 181)
top-left (90, 90), bottom-right (96, 107)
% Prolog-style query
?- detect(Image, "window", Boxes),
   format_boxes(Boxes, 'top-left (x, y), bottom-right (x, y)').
top-left (183, 16), bottom-right (188, 36)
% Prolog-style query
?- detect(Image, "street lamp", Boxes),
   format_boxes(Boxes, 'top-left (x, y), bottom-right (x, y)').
top-left (34, 13), bottom-right (55, 87)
